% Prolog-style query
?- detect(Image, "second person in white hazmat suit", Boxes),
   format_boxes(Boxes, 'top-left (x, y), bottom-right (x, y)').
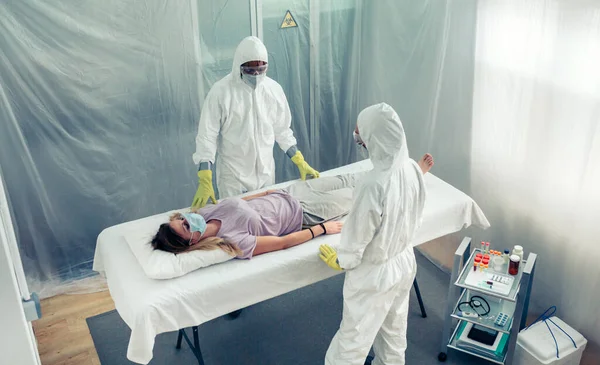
top-left (191, 36), bottom-right (319, 209)
top-left (319, 103), bottom-right (431, 365)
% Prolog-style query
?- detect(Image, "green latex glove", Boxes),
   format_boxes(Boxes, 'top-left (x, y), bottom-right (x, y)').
top-left (191, 170), bottom-right (217, 210)
top-left (291, 151), bottom-right (320, 180)
top-left (319, 244), bottom-right (343, 271)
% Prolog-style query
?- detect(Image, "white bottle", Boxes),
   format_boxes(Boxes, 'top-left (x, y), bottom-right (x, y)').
top-left (512, 245), bottom-right (524, 260)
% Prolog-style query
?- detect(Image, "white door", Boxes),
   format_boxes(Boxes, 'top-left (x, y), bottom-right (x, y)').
top-left (0, 175), bottom-right (41, 365)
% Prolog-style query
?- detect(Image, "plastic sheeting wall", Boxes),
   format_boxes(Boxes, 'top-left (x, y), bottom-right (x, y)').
top-left (0, 0), bottom-right (477, 298)
top-left (356, 0), bottom-right (477, 191)
top-left (0, 1), bottom-right (202, 295)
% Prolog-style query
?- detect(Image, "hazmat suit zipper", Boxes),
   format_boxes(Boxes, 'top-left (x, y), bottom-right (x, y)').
top-left (252, 90), bottom-right (261, 189)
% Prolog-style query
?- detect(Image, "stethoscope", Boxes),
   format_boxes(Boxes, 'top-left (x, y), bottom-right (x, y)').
top-left (456, 295), bottom-right (491, 317)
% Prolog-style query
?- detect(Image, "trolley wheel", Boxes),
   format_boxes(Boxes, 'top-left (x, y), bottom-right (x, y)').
top-left (438, 352), bottom-right (447, 362)
top-left (226, 309), bottom-right (243, 319)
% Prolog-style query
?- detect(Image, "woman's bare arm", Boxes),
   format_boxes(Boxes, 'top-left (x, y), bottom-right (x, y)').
top-left (253, 221), bottom-right (343, 256)
top-left (254, 226), bottom-right (324, 255)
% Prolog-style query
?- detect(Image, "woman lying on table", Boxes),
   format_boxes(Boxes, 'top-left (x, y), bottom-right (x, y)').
top-left (151, 154), bottom-right (433, 258)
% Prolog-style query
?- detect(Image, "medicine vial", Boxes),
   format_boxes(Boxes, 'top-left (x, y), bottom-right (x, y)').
top-left (509, 254), bottom-right (520, 275)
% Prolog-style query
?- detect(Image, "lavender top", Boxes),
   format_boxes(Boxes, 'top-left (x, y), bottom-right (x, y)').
top-left (197, 190), bottom-right (303, 259)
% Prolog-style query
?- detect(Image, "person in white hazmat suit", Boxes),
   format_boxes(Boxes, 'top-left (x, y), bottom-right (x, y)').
top-left (191, 36), bottom-right (319, 209)
top-left (319, 103), bottom-right (434, 365)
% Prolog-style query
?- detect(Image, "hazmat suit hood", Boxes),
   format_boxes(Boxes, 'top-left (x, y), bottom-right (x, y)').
top-left (357, 103), bottom-right (409, 170)
top-left (232, 36), bottom-right (269, 80)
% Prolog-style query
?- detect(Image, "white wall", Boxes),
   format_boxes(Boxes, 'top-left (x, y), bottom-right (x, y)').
top-left (0, 227), bottom-right (41, 365)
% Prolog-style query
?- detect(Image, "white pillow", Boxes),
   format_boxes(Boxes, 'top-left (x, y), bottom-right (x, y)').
top-left (124, 212), bottom-right (234, 280)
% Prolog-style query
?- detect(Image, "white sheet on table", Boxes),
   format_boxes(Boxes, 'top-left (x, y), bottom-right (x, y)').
top-left (92, 160), bottom-right (490, 364)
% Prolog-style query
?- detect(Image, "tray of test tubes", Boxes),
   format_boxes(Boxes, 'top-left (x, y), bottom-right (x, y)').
top-left (455, 245), bottom-right (524, 301)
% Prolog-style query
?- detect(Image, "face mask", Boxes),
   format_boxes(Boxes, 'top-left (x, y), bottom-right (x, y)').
top-left (182, 213), bottom-right (207, 242)
top-left (242, 73), bottom-right (265, 89)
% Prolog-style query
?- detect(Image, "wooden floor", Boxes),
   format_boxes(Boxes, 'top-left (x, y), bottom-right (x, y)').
top-left (33, 290), bottom-right (114, 365)
top-left (33, 237), bottom-right (599, 365)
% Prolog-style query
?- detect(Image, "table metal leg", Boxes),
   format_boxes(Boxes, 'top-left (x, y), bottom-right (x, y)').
top-left (175, 329), bottom-right (183, 349)
top-left (413, 279), bottom-right (427, 318)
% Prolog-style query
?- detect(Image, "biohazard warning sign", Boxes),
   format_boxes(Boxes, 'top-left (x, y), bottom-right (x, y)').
top-left (280, 10), bottom-right (298, 29)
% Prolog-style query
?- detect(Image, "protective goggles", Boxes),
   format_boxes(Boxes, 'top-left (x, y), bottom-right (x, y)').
top-left (353, 130), bottom-right (366, 147)
top-left (240, 64), bottom-right (268, 75)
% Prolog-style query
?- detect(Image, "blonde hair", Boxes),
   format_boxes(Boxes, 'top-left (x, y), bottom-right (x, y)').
top-left (186, 236), bottom-right (242, 257)
top-left (150, 212), bottom-right (242, 256)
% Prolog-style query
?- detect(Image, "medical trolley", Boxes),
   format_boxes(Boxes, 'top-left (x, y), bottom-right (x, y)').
top-left (438, 237), bottom-right (537, 365)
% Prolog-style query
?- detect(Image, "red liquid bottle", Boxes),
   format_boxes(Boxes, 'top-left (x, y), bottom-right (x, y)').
top-left (509, 255), bottom-right (520, 275)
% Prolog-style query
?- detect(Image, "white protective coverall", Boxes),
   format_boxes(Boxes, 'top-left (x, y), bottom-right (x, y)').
top-left (192, 36), bottom-right (298, 198)
top-left (325, 103), bottom-right (427, 365)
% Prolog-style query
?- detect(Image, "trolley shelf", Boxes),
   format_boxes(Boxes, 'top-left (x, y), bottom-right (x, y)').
top-left (454, 248), bottom-right (524, 302)
top-left (447, 321), bottom-right (508, 365)
top-left (450, 289), bottom-right (515, 335)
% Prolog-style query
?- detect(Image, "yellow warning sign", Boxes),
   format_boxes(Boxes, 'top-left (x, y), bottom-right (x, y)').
top-left (280, 10), bottom-right (298, 29)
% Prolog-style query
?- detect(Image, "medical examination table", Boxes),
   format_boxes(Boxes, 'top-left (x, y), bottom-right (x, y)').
top-left (93, 160), bottom-right (490, 364)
